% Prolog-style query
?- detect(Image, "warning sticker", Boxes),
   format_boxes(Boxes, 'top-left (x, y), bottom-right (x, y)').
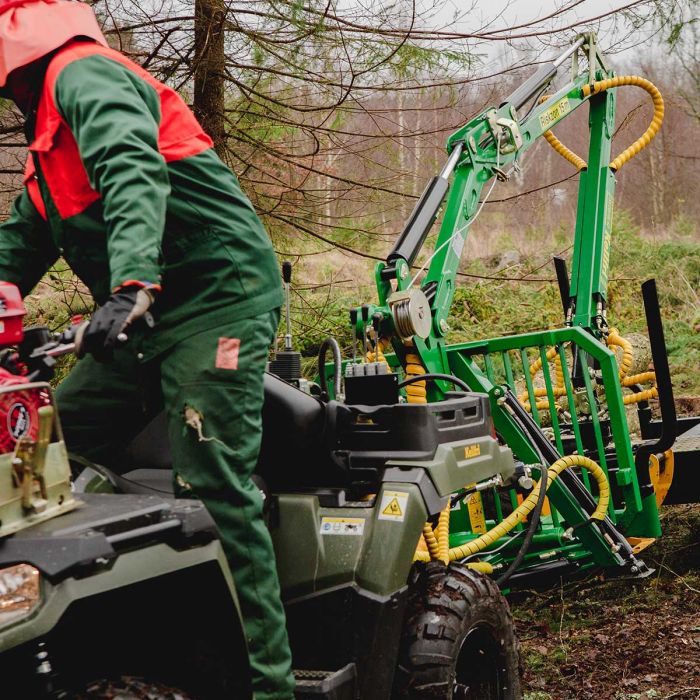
top-left (320, 517), bottom-right (365, 536)
top-left (467, 491), bottom-right (487, 534)
top-left (378, 490), bottom-right (409, 522)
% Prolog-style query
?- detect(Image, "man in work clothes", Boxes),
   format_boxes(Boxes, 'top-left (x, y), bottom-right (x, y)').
top-left (0, 1), bottom-right (295, 697)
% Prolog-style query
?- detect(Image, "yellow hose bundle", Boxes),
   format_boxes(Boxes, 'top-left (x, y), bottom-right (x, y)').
top-left (519, 329), bottom-right (658, 413)
top-left (519, 346), bottom-right (567, 412)
top-left (366, 337), bottom-right (392, 368)
top-left (606, 329), bottom-right (658, 405)
top-left (606, 328), bottom-right (634, 378)
top-left (542, 76), bottom-right (664, 172)
top-left (414, 455), bottom-right (610, 565)
top-left (403, 342), bottom-right (427, 404)
top-left (582, 76), bottom-right (664, 172)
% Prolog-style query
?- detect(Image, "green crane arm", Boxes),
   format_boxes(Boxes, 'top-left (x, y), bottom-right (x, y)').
top-left (366, 32), bottom-right (617, 391)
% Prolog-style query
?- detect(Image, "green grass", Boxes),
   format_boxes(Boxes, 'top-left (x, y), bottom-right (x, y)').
top-left (445, 211), bottom-right (700, 395)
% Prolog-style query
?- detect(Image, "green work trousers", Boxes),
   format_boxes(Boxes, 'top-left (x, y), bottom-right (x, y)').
top-left (55, 310), bottom-right (295, 700)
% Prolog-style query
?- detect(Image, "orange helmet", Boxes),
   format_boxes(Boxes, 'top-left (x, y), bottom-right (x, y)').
top-left (0, 0), bottom-right (106, 86)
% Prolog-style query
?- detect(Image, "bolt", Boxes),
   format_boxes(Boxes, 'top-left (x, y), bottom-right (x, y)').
top-left (137, 352), bottom-right (144, 360)
top-left (518, 475), bottom-right (534, 490)
top-left (630, 565), bottom-right (639, 574)
top-left (439, 319), bottom-right (449, 333)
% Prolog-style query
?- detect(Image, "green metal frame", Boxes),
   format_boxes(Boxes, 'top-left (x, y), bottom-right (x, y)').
top-left (336, 33), bottom-right (662, 576)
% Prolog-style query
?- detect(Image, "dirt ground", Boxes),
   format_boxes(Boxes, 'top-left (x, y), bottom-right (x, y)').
top-left (512, 505), bottom-right (700, 700)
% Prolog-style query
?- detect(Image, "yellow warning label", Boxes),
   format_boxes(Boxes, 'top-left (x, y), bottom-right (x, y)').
top-left (378, 490), bottom-right (409, 522)
top-left (539, 96), bottom-right (571, 131)
top-left (467, 491), bottom-right (487, 534)
top-left (383, 498), bottom-right (402, 516)
top-left (464, 444), bottom-right (481, 459)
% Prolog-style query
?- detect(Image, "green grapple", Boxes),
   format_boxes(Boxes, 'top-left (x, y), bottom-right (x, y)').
top-left (318, 32), bottom-right (692, 586)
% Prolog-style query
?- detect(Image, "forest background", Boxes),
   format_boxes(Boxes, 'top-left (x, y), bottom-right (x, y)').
top-left (0, 0), bottom-right (697, 396)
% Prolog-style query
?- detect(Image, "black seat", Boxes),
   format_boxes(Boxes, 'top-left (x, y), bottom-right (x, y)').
top-left (114, 372), bottom-right (336, 493)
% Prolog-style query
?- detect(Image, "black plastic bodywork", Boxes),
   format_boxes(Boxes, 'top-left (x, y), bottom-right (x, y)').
top-left (258, 374), bottom-right (492, 491)
top-left (285, 583), bottom-right (408, 700)
top-left (0, 494), bottom-right (217, 581)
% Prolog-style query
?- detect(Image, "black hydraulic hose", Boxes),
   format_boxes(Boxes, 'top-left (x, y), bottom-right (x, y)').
top-left (318, 337), bottom-right (342, 401)
top-left (496, 407), bottom-right (549, 587)
top-left (398, 372), bottom-right (471, 393)
top-left (496, 461), bottom-right (548, 587)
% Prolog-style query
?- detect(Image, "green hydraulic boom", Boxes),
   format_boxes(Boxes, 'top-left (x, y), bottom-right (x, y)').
top-left (326, 33), bottom-right (674, 584)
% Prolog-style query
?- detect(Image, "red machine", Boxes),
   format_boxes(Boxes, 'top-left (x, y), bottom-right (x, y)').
top-left (0, 282), bottom-right (51, 453)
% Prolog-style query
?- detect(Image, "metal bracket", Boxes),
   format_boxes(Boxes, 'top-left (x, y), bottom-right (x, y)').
top-left (485, 110), bottom-right (523, 155)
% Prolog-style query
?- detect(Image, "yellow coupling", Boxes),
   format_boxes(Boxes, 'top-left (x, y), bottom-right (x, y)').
top-left (414, 455), bottom-right (610, 565)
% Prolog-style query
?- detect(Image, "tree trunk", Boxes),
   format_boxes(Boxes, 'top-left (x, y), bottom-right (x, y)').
top-left (194, 0), bottom-right (226, 155)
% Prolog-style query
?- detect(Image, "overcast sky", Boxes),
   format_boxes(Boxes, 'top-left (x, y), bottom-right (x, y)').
top-left (424, 0), bottom-right (670, 66)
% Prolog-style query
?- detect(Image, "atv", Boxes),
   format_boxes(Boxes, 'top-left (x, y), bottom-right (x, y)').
top-left (0, 276), bottom-right (523, 699)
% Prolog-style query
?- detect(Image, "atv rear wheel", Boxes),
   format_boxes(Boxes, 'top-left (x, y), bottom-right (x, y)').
top-left (395, 563), bottom-right (522, 700)
top-left (76, 676), bottom-right (194, 699)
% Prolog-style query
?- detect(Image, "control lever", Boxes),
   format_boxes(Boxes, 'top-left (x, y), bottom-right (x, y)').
top-left (282, 260), bottom-right (293, 351)
top-left (268, 261), bottom-right (303, 384)
top-left (372, 312), bottom-right (382, 349)
top-left (361, 305), bottom-right (370, 363)
top-left (350, 308), bottom-right (358, 364)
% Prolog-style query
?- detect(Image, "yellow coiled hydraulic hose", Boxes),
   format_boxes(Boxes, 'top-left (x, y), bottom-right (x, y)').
top-left (519, 346), bottom-right (567, 412)
top-left (366, 336), bottom-right (392, 367)
top-left (520, 329), bottom-right (658, 413)
top-left (403, 342), bottom-right (427, 404)
top-left (414, 455), bottom-right (610, 564)
top-left (542, 76), bottom-right (664, 172)
top-left (583, 76), bottom-right (665, 172)
top-left (606, 328), bottom-right (658, 405)
top-left (606, 328), bottom-right (634, 378)
top-left (543, 129), bottom-right (587, 171)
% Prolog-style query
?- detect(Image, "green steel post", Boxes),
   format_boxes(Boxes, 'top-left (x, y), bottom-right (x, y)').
top-left (568, 78), bottom-right (617, 333)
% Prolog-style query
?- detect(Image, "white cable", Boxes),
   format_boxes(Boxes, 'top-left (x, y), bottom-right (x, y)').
top-left (409, 134), bottom-right (510, 289)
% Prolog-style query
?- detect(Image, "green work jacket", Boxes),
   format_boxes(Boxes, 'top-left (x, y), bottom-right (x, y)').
top-left (0, 41), bottom-right (282, 359)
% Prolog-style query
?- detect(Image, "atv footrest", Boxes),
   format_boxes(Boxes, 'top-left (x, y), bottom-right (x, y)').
top-left (294, 663), bottom-right (356, 699)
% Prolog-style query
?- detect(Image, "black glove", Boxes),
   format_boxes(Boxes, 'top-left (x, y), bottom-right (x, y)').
top-left (77, 286), bottom-right (154, 362)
